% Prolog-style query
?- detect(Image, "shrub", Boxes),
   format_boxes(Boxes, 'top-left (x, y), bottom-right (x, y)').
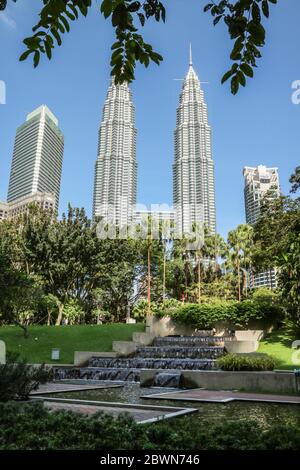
top-left (0, 402), bottom-right (300, 450)
top-left (216, 353), bottom-right (275, 371)
top-left (0, 352), bottom-right (51, 402)
top-left (155, 299), bottom-right (284, 329)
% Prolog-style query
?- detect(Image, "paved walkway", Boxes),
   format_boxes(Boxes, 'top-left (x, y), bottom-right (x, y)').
top-left (30, 382), bottom-right (121, 395)
top-left (43, 400), bottom-right (169, 423)
top-left (142, 388), bottom-right (300, 404)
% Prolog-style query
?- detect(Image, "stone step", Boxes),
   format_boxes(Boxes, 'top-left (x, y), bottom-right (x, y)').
top-left (153, 336), bottom-right (232, 346)
top-left (135, 346), bottom-right (224, 359)
top-left (87, 357), bottom-right (215, 370)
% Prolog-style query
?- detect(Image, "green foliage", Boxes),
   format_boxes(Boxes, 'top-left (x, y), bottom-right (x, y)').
top-left (132, 298), bottom-right (181, 320)
top-left (216, 352), bottom-right (275, 371)
top-left (252, 176), bottom-right (300, 331)
top-left (155, 300), bottom-right (284, 329)
top-left (0, 353), bottom-right (50, 402)
top-left (1, 401), bottom-right (300, 449)
top-left (63, 299), bottom-right (84, 325)
top-left (204, 0), bottom-right (278, 94)
top-left (1, 1), bottom-right (278, 92)
top-left (289, 166), bottom-right (300, 194)
top-left (19, 0), bottom-right (164, 84)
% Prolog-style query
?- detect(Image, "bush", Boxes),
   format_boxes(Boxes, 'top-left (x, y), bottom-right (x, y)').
top-left (0, 401), bottom-right (300, 450)
top-left (0, 352), bottom-right (51, 402)
top-left (155, 300), bottom-right (284, 329)
top-left (216, 353), bottom-right (275, 371)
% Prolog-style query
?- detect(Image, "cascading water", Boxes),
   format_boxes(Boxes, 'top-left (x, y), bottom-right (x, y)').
top-left (54, 334), bottom-right (231, 386)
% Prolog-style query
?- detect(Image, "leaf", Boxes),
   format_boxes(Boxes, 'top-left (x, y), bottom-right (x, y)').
top-left (240, 62), bottom-right (254, 77)
top-left (231, 75), bottom-right (239, 95)
top-left (213, 15), bottom-right (222, 26)
top-left (19, 50), bottom-right (34, 62)
top-left (237, 70), bottom-right (246, 87)
top-left (100, 0), bottom-right (113, 18)
top-left (251, 2), bottom-right (261, 24)
top-left (262, 0), bottom-right (269, 18)
top-left (33, 51), bottom-right (40, 68)
top-left (51, 28), bottom-right (62, 46)
top-left (221, 69), bottom-right (234, 84)
top-left (203, 3), bottom-right (213, 13)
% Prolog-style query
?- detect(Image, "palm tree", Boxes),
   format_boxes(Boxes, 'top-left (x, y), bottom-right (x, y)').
top-left (227, 224), bottom-right (253, 301)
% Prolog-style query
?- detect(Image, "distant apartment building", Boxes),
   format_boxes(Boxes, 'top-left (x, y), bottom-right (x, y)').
top-left (0, 193), bottom-right (56, 220)
top-left (7, 105), bottom-right (64, 210)
top-left (0, 201), bottom-right (9, 220)
top-left (243, 165), bottom-right (280, 289)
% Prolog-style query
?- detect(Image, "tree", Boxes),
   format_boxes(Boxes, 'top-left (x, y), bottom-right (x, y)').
top-left (252, 178), bottom-right (300, 330)
top-left (2, 0), bottom-right (279, 93)
top-left (227, 224), bottom-right (253, 301)
top-left (290, 166), bottom-right (300, 194)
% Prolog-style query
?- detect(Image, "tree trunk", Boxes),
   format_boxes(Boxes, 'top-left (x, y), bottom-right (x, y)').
top-left (55, 302), bottom-right (64, 326)
top-left (16, 321), bottom-right (29, 338)
top-left (163, 251), bottom-right (166, 302)
top-left (197, 255), bottom-right (201, 304)
top-left (147, 244), bottom-right (151, 316)
top-left (269, 267), bottom-right (273, 289)
top-left (237, 259), bottom-right (241, 302)
top-left (47, 308), bottom-right (51, 326)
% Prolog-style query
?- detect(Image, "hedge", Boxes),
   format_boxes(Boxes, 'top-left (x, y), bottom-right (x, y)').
top-left (1, 401), bottom-right (300, 450)
top-left (155, 300), bottom-right (284, 329)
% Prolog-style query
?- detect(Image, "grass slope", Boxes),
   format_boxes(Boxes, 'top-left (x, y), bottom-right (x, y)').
top-left (258, 329), bottom-right (299, 370)
top-left (0, 324), bottom-right (145, 364)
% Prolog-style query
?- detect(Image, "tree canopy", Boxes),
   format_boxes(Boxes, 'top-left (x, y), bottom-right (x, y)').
top-left (2, 0), bottom-right (279, 94)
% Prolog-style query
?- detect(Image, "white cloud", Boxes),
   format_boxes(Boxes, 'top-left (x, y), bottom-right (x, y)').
top-left (0, 12), bottom-right (17, 29)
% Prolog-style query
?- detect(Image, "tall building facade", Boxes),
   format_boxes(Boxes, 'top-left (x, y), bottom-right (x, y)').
top-left (7, 105), bottom-right (64, 209)
top-left (173, 48), bottom-right (216, 236)
top-left (93, 80), bottom-right (137, 227)
top-left (243, 165), bottom-right (280, 226)
top-left (243, 165), bottom-right (280, 288)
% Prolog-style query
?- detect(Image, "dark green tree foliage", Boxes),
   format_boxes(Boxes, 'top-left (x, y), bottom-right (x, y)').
top-left (290, 166), bottom-right (300, 194)
top-left (0, 353), bottom-right (50, 402)
top-left (2, 1), bottom-right (278, 92)
top-left (252, 181), bottom-right (300, 331)
top-left (205, 0), bottom-right (278, 94)
top-left (155, 299), bottom-right (283, 329)
top-left (1, 401), bottom-right (300, 449)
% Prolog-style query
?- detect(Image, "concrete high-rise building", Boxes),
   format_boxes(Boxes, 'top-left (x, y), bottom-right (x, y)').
top-left (243, 165), bottom-right (280, 226)
top-left (7, 105), bottom-right (64, 209)
top-left (0, 201), bottom-right (9, 220)
top-left (93, 80), bottom-right (137, 227)
top-left (173, 46), bottom-right (216, 236)
top-left (243, 165), bottom-right (280, 288)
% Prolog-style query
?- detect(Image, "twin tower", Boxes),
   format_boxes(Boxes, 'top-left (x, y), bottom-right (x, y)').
top-left (93, 49), bottom-right (216, 235)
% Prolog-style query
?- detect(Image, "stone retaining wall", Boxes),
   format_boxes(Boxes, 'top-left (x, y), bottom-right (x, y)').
top-left (140, 369), bottom-right (296, 394)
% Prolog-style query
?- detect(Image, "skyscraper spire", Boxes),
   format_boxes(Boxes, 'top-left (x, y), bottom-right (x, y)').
top-left (189, 43), bottom-right (193, 66)
top-left (173, 50), bottom-right (216, 235)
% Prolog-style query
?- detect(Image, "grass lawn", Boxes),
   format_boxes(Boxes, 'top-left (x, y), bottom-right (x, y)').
top-left (0, 323), bottom-right (145, 364)
top-left (258, 328), bottom-right (300, 370)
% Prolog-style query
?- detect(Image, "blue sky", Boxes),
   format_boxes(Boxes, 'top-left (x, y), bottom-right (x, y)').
top-left (0, 0), bottom-right (299, 239)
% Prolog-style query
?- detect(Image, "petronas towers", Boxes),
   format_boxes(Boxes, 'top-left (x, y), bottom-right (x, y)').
top-left (93, 47), bottom-right (216, 234)
top-left (93, 81), bottom-right (137, 225)
top-left (173, 47), bottom-right (216, 235)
